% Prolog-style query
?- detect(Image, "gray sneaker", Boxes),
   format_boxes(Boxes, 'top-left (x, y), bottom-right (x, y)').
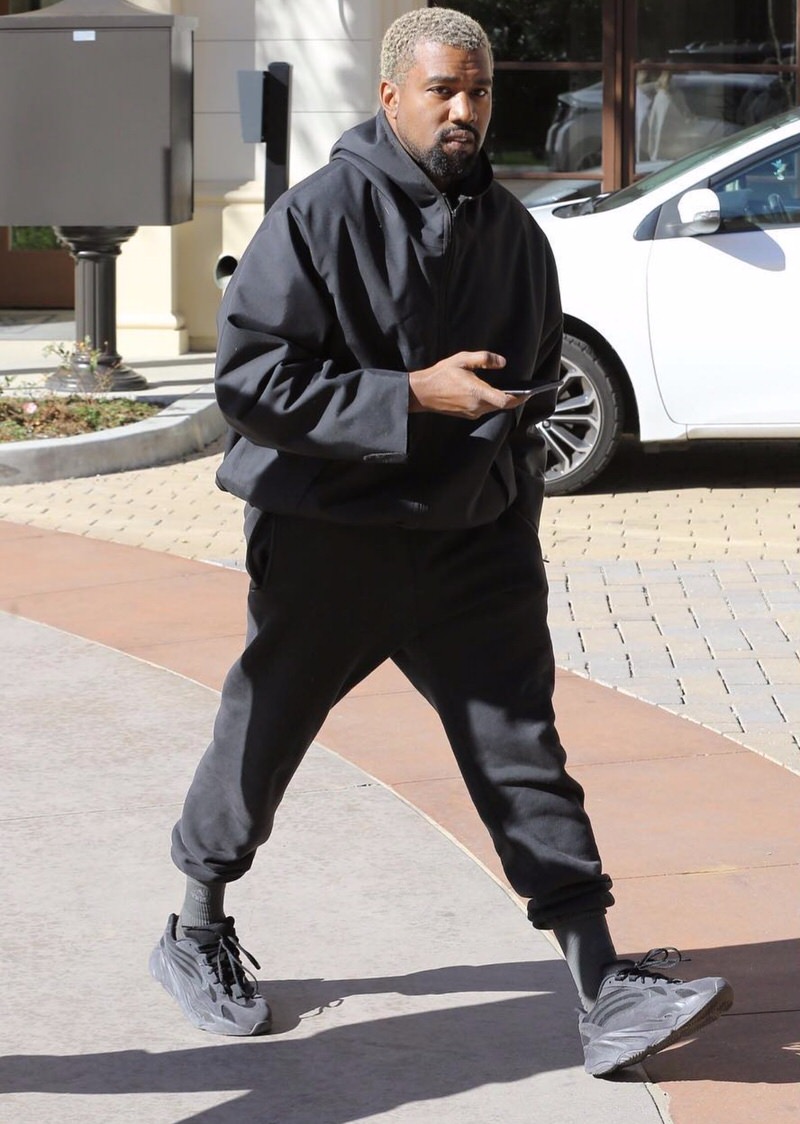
top-left (149, 914), bottom-right (272, 1036)
top-left (579, 947), bottom-right (733, 1077)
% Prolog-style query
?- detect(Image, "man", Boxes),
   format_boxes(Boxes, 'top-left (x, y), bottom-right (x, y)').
top-left (150, 8), bottom-right (732, 1078)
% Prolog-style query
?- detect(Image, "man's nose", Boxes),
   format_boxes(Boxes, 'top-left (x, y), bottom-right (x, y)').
top-left (449, 92), bottom-right (477, 122)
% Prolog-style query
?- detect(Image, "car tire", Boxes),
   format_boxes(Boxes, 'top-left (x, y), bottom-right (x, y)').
top-left (539, 334), bottom-right (624, 496)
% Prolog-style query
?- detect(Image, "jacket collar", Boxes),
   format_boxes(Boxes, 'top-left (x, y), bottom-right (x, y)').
top-left (331, 111), bottom-right (494, 208)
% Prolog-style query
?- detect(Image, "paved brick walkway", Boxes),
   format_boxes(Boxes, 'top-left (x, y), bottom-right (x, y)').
top-left (2, 403), bottom-right (799, 1123)
top-left (1, 435), bottom-right (797, 773)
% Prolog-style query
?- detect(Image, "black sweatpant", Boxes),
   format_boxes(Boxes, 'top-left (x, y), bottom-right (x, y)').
top-left (171, 506), bottom-right (614, 929)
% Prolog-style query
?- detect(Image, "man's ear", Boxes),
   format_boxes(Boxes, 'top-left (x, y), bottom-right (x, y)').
top-left (380, 79), bottom-right (400, 119)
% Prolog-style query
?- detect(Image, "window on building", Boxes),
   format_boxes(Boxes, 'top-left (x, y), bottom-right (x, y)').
top-left (634, 0), bottom-right (798, 173)
top-left (5, 1), bottom-right (60, 10)
top-left (430, 0), bottom-right (798, 195)
top-left (10, 227), bottom-right (61, 250)
top-left (430, 0), bottom-right (604, 184)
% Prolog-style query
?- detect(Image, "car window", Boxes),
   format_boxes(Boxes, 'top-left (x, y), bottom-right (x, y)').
top-left (711, 139), bottom-right (800, 230)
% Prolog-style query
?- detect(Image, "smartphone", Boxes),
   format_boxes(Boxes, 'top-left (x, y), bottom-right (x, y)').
top-left (501, 380), bottom-right (563, 397)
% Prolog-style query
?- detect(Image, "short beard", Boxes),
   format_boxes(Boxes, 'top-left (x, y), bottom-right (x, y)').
top-left (404, 127), bottom-right (481, 189)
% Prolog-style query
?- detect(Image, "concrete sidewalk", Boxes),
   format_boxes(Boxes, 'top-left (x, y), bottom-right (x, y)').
top-left (2, 519), bottom-right (798, 1124)
top-left (1, 338), bottom-right (799, 1122)
top-left (1, 607), bottom-right (662, 1124)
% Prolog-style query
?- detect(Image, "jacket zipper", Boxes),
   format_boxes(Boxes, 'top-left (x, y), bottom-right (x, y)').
top-left (438, 197), bottom-right (459, 357)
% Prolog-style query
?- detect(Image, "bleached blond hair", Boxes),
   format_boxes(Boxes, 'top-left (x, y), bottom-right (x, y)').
top-left (380, 7), bottom-right (493, 83)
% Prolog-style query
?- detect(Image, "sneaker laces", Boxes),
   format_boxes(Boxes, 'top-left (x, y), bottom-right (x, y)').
top-left (195, 928), bottom-right (262, 1001)
top-left (614, 946), bottom-right (690, 984)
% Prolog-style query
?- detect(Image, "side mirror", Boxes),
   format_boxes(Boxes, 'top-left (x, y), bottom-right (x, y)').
top-left (676, 188), bottom-right (721, 236)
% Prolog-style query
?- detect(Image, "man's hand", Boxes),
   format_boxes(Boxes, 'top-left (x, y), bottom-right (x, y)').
top-left (408, 351), bottom-right (525, 418)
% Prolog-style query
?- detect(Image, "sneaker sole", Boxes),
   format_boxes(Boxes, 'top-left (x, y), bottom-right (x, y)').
top-left (585, 981), bottom-right (734, 1078)
top-left (149, 943), bottom-right (273, 1037)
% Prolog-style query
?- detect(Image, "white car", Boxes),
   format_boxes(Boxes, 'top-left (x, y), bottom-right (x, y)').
top-left (530, 106), bottom-right (800, 494)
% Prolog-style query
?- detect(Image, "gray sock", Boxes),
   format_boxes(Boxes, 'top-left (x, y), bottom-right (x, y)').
top-left (552, 912), bottom-right (620, 1012)
top-left (177, 877), bottom-right (227, 936)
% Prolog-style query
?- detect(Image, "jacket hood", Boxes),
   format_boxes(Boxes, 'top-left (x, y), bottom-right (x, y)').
top-left (330, 111), bottom-right (494, 207)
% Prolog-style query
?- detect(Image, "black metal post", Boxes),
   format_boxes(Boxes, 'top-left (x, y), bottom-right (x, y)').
top-left (263, 63), bottom-right (291, 214)
top-left (48, 225), bottom-right (147, 391)
top-left (236, 64), bottom-right (291, 216)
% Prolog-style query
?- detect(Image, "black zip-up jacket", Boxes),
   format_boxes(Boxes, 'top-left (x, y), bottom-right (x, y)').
top-left (214, 110), bottom-right (563, 528)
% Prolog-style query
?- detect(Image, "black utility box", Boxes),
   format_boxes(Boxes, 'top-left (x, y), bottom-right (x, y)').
top-left (0, 0), bottom-right (196, 226)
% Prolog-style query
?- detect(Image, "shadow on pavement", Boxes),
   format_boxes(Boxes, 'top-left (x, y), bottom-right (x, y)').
top-left (141, 378), bottom-right (215, 392)
top-left (642, 938), bottom-right (800, 1085)
top-left (2, 961), bottom-right (585, 1124)
top-left (3, 944), bottom-right (796, 1123)
top-left (262, 960), bottom-right (573, 1033)
top-left (133, 356), bottom-right (217, 369)
top-left (583, 439), bottom-right (800, 494)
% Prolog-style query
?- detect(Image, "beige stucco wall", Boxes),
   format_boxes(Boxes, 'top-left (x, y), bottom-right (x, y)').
top-left (116, 0), bottom-right (423, 357)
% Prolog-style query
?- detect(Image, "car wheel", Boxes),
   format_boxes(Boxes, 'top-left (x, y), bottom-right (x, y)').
top-left (539, 334), bottom-right (624, 495)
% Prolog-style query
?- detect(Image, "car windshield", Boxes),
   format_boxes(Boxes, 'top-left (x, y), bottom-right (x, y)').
top-left (593, 107), bottom-right (800, 213)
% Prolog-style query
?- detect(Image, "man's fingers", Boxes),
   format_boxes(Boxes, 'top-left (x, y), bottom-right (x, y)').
top-left (458, 350), bottom-right (506, 371)
top-left (487, 388), bottom-right (520, 411)
top-left (408, 352), bottom-right (515, 417)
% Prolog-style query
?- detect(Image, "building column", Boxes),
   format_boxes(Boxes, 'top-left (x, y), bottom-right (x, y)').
top-left (117, 0), bottom-right (423, 354)
top-left (110, 0), bottom-right (190, 357)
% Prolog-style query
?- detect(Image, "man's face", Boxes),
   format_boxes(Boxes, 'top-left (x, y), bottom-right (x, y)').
top-left (380, 41), bottom-right (493, 190)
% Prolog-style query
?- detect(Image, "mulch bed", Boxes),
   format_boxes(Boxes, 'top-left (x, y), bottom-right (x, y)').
top-left (0, 395), bottom-right (160, 442)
